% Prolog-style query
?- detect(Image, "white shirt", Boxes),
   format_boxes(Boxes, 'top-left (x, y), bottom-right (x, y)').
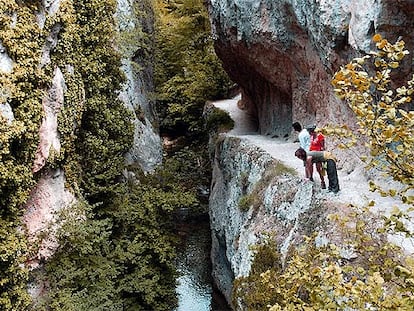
top-left (298, 128), bottom-right (310, 152)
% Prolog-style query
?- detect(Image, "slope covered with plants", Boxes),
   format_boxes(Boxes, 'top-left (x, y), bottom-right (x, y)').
top-left (0, 1), bottom-right (200, 310)
top-left (154, 0), bottom-right (233, 141)
top-left (153, 0), bottom-right (234, 212)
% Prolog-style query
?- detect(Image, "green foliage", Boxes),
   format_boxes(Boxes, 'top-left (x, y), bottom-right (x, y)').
top-left (234, 209), bottom-right (414, 310)
top-left (0, 1), bottom-right (46, 217)
top-left (1, 1), bottom-right (171, 310)
top-left (205, 107), bottom-right (235, 132)
top-left (154, 0), bottom-right (233, 138)
top-left (0, 219), bottom-right (31, 310)
top-left (238, 195), bottom-right (254, 212)
top-left (0, 1), bottom-right (50, 307)
top-left (155, 145), bottom-right (209, 214)
top-left (68, 0), bottom-right (134, 205)
top-left (37, 169), bottom-right (197, 311)
top-left (232, 238), bottom-right (282, 310)
top-left (1, 1), bottom-right (215, 310)
top-left (31, 1), bottom-right (185, 309)
top-left (330, 34), bottom-right (414, 205)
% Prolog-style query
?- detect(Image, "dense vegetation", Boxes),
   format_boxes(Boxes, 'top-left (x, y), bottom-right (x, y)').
top-left (154, 0), bottom-right (233, 141)
top-left (233, 36), bottom-right (414, 310)
top-left (1, 1), bottom-right (47, 308)
top-left (154, 0), bottom-right (233, 213)
top-left (0, 0), bottom-right (208, 310)
top-left (35, 169), bottom-right (197, 311)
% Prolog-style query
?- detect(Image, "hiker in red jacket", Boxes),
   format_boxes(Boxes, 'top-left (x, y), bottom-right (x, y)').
top-left (307, 125), bottom-right (326, 189)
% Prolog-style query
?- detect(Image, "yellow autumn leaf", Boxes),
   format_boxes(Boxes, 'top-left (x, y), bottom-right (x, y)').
top-left (372, 33), bottom-right (382, 42)
top-left (389, 62), bottom-right (399, 68)
top-left (394, 51), bottom-right (406, 61)
top-left (377, 39), bottom-right (387, 49)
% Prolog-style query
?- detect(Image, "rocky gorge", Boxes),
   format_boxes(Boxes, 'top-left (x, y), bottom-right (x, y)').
top-left (1, 0), bottom-right (414, 309)
top-left (207, 0), bottom-right (414, 307)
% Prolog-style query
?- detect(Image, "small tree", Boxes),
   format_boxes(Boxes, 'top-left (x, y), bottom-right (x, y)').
top-left (331, 34), bottom-right (414, 206)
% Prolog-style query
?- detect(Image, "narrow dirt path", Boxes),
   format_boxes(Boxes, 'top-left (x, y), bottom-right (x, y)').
top-left (212, 95), bottom-right (414, 253)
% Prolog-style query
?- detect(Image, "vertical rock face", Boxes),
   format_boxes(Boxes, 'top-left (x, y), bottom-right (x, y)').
top-left (23, 169), bottom-right (76, 269)
top-left (207, 0), bottom-right (414, 137)
top-left (115, 0), bottom-right (163, 173)
top-left (209, 136), bottom-right (334, 305)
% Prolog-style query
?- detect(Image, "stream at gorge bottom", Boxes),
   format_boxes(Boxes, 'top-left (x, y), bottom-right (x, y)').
top-left (175, 216), bottom-right (231, 311)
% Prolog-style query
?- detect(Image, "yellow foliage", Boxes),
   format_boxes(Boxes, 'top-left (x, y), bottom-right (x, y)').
top-left (331, 35), bottom-right (414, 205)
top-left (234, 211), bottom-right (414, 310)
top-left (373, 33), bottom-right (382, 43)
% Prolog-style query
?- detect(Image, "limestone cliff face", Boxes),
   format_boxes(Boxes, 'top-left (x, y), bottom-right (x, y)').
top-left (115, 0), bottom-right (163, 173)
top-left (209, 136), bottom-right (337, 304)
top-left (207, 0), bottom-right (414, 137)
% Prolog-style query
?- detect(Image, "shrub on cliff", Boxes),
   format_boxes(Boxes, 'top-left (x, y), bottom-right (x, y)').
top-left (234, 219), bottom-right (414, 310)
top-left (205, 107), bottom-right (235, 133)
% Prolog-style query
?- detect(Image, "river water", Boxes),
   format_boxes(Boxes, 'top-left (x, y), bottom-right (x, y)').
top-left (175, 218), bottom-right (230, 311)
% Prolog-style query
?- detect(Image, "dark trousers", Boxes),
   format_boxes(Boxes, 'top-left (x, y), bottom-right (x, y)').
top-left (326, 159), bottom-right (340, 193)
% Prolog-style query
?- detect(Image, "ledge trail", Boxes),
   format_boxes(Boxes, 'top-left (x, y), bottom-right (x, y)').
top-left (212, 95), bottom-right (413, 253)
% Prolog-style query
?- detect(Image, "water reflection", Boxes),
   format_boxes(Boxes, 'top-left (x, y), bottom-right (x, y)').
top-left (175, 219), bottom-right (230, 311)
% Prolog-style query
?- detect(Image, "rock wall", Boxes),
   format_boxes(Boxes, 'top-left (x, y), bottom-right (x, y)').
top-left (209, 136), bottom-right (337, 304)
top-left (207, 0), bottom-right (414, 137)
top-left (115, 0), bottom-right (163, 173)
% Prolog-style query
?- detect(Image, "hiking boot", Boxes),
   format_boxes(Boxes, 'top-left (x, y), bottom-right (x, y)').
top-left (321, 181), bottom-right (326, 189)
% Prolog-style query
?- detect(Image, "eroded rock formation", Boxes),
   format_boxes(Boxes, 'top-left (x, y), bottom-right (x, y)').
top-left (207, 0), bottom-right (414, 137)
top-left (207, 0), bottom-right (414, 307)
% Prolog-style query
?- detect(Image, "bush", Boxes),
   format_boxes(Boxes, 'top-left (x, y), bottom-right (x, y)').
top-left (205, 107), bottom-right (235, 133)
